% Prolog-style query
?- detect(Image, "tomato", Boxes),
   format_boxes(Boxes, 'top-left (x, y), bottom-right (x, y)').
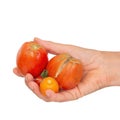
top-left (35, 76), bottom-right (43, 85)
top-left (16, 41), bottom-right (48, 78)
top-left (35, 70), bottom-right (48, 85)
top-left (46, 53), bottom-right (83, 90)
top-left (40, 77), bottom-right (59, 96)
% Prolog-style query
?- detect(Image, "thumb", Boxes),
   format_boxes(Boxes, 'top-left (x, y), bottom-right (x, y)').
top-left (34, 37), bottom-right (72, 55)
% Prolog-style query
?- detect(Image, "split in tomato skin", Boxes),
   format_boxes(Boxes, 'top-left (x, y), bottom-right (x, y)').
top-left (16, 41), bottom-right (48, 78)
top-left (46, 53), bottom-right (83, 90)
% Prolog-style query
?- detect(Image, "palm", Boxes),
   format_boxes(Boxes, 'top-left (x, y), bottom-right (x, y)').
top-left (49, 50), bottom-right (108, 102)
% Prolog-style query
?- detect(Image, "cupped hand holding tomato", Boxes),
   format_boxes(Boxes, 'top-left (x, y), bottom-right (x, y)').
top-left (15, 40), bottom-right (83, 91)
top-left (14, 37), bottom-right (111, 102)
top-left (16, 41), bottom-right (48, 78)
top-left (14, 39), bottom-right (86, 102)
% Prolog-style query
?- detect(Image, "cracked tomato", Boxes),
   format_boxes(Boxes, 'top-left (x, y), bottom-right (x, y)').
top-left (46, 53), bottom-right (83, 90)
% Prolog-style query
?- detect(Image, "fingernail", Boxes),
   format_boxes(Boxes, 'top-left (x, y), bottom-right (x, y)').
top-left (34, 37), bottom-right (38, 40)
top-left (46, 90), bottom-right (53, 97)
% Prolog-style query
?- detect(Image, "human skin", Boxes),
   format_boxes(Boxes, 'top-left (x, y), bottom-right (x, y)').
top-left (13, 38), bottom-right (120, 102)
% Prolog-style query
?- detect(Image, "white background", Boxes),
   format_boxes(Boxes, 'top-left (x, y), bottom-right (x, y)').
top-left (0, 0), bottom-right (120, 120)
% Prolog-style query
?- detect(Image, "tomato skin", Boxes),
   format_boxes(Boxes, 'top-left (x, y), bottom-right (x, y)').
top-left (16, 41), bottom-right (48, 78)
top-left (40, 77), bottom-right (59, 96)
top-left (46, 53), bottom-right (83, 90)
top-left (35, 76), bottom-right (43, 85)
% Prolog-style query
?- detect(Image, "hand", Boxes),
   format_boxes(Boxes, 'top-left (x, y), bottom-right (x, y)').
top-left (13, 38), bottom-right (120, 102)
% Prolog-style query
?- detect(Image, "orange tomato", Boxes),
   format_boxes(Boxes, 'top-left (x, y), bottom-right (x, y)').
top-left (40, 77), bottom-right (59, 96)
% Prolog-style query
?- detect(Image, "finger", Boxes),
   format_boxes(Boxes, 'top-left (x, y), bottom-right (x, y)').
top-left (25, 74), bottom-right (85, 102)
top-left (25, 74), bottom-right (49, 101)
top-left (33, 37), bottom-right (99, 65)
top-left (34, 37), bottom-right (71, 55)
top-left (13, 67), bottom-right (24, 77)
top-left (46, 72), bottom-right (105, 102)
top-left (45, 88), bottom-right (80, 102)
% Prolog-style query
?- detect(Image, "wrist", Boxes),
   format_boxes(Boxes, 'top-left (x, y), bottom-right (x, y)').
top-left (103, 51), bottom-right (120, 86)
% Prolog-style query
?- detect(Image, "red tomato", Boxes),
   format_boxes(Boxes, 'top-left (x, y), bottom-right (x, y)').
top-left (16, 41), bottom-right (48, 77)
top-left (46, 53), bottom-right (83, 90)
top-left (35, 69), bottom-right (48, 85)
top-left (35, 76), bottom-right (43, 85)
